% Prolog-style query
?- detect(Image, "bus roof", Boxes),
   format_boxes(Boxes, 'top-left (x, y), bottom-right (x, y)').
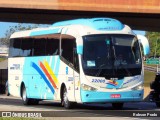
top-left (10, 18), bottom-right (127, 39)
top-left (10, 26), bottom-right (62, 39)
top-left (52, 18), bottom-right (124, 31)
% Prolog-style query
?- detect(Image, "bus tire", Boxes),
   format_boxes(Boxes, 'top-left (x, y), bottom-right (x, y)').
top-left (112, 103), bottom-right (124, 109)
top-left (30, 99), bottom-right (39, 105)
top-left (62, 87), bottom-right (72, 109)
top-left (156, 102), bottom-right (160, 108)
top-left (22, 85), bottom-right (31, 105)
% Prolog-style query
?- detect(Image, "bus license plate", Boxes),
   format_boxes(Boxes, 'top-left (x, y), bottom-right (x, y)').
top-left (111, 94), bottom-right (121, 98)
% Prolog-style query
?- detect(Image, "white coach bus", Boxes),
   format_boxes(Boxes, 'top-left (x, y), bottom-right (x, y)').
top-left (8, 18), bottom-right (150, 109)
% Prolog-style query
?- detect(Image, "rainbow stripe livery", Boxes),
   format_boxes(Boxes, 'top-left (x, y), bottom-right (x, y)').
top-left (107, 80), bottom-right (118, 86)
top-left (31, 60), bottom-right (59, 94)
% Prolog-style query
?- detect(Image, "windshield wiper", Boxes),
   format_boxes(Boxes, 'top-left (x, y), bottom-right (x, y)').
top-left (111, 38), bottom-right (131, 77)
top-left (95, 63), bottom-right (106, 77)
top-left (95, 40), bottom-right (111, 77)
top-left (111, 38), bottom-right (117, 77)
top-left (96, 37), bottom-right (117, 77)
top-left (95, 54), bottom-right (109, 77)
top-left (116, 62), bottom-right (132, 76)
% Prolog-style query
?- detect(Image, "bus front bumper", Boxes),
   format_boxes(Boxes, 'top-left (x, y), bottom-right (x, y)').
top-left (81, 89), bottom-right (144, 103)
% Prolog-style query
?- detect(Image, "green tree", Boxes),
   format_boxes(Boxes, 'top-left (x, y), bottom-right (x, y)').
top-left (146, 32), bottom-right (160, 57)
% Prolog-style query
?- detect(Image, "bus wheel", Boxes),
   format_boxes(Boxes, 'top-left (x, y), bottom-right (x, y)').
top-left (62, 87), bottom-right (72, 109)
top-left (22, 85), bottom-right (31, 105)
top-left (112, 103), bottom-right (124, 109)
top-left (30, 99), bottom-right (39, 105)
top-left (156, 102), bottom-right (160, 108)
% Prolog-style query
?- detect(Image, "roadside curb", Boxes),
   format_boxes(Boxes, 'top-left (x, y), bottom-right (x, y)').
top-left (0, 94), bottom-right (20, 100)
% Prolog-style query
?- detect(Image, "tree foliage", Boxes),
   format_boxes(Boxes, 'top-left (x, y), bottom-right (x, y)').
top-left (146, 32), bottom-right (160, 57)
top-left (0, 23), bottom-right (40, 46)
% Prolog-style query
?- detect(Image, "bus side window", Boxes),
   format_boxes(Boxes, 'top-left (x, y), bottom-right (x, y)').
top-left (46, 38), bottom-right (59, 56)
top-left (21, 38), bottom-right (33, 57)
top-left (61, 38), bottom-right (76, 65)
top-left (33, 38), bottom-right (46, 56)
top-left (9, 38), bottom-right (22, 57)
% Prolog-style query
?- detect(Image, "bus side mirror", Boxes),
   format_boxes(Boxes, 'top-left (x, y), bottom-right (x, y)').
top-left (137, 34), bottom-right (150, 55)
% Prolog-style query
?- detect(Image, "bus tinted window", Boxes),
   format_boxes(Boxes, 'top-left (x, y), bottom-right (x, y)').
top-left (21, 39), bottom-right (33, 56)
top-left (61, 38), bottom-right (76, 65)
top-left (9, 38), bottom-right (22, 57)
top-left (9, 34), bottom-right (76, 58)
top-left (46, 38), bottom-right (59, 55)
top-left (9, 37), bottom-right (60, 57)
top-left (33, 38), bottom-right (46, 56)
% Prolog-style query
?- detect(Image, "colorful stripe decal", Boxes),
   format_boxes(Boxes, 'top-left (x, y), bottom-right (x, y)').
top-left (43, 60), bottom-right (59, 86)
top-left (39, 61), bottom-right (58, 89)
top-left (31, 62), bottom-right (55, 94)
top-left (107, 80), bottom-right (118, 86)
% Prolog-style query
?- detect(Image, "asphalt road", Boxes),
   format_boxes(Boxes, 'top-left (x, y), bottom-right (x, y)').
top-left (0, 95), bottom-right (160, 119)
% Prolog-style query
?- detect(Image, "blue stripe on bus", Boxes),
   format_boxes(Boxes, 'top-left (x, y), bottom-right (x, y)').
top-left (30, 28), bottom-right (61, 36)
top-left (31, 62), bottom-right (55, 94)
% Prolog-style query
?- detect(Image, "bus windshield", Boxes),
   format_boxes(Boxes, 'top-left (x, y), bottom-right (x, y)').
top-left (82, 34), bottom-right (142, 79)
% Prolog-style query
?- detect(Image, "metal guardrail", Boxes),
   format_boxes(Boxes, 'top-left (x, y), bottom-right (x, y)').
top-left (144, 65), bottom-right (157, 72)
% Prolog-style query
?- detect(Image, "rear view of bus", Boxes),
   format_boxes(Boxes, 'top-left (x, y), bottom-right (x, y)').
top-left (8, 18), bottom-right (150, 109)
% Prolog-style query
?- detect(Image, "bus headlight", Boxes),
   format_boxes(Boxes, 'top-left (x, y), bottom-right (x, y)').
top-left (81, 84), bottom-right (97, 91)
top-left (132, 84), bottom-right (143, 90)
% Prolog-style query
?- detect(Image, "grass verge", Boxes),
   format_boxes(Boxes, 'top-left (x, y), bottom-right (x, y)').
top-left (144, 70), bottom-right (156, 87)
top-left (0, 58), bottom-right (6, 62)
